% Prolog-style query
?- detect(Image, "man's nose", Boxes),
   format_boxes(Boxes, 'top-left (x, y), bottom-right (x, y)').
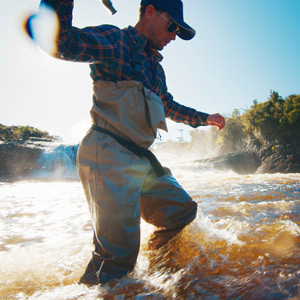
top-left (170, 31), bottom-right (177, 41)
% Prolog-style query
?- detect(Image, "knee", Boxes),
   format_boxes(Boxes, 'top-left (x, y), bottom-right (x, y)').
top-left (183, 198), bottom-right (197, 225)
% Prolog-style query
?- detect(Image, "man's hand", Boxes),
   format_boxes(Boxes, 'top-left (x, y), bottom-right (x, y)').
top-left (207, 113), bottom-right (225, 130)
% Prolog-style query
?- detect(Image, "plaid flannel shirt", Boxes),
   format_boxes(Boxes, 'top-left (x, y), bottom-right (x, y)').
top-left (41, 0), bottom-right (209, 127)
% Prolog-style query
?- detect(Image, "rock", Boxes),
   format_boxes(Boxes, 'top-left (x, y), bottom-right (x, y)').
top-left (256, 143), bottom-right (300, 174)
top-left (195, 142), bottom-right (300, 174)
top-left (196, 151), bottom-right (261, 175)
top-left (213, 151), bottom-right (261, 174)
top-left (0, 143), bottom-right (42, 179)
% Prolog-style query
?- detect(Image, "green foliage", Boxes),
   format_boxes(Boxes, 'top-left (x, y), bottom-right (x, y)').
top-left (195, 91), bottom-right (300, 155)
top-left (216, 109), bottom-right (246, 153)
top-left (242, 91), bottom-right (300, 145)
top-left (0, 124), bottom-right (55, 142)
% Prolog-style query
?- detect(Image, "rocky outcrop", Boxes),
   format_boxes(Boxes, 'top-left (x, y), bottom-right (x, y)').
top-left (0, 124), bottom-right (59, 179)
top-left (256, 143), bottom-right (300, 174)
top-left (195, 151), bottom-right (261, 175)
top-left (195, 143), bottom-right (300, 175)
top-left (0, 143), bottom-right (42, 179)
top-left (0, 139), bottom-right (80, 180)
top-left (0, 138), bottom-right (56, 179)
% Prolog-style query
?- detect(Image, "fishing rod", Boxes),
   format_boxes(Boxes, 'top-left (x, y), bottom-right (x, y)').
top-left (101, 0), bottom-right (117, 15)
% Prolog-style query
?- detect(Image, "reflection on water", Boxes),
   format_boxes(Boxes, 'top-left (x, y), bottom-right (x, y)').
top-left (0, 170), bottom-right (300, 299)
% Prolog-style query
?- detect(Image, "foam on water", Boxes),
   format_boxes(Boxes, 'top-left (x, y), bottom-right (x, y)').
top-left (1, 166), bottom-right (300, 299)
top-left (30, 143), bottom-right (79, 180)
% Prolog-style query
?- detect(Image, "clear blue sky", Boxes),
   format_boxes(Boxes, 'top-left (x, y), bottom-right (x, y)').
top-left (0, 0), bottom-right (299, 142)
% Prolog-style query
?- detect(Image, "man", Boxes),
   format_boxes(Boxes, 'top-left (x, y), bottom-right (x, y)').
top-left (26, 0), bottom-right (225, 285)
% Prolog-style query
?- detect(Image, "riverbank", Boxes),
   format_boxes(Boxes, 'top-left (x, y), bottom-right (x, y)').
top-left (1, 138), bottom-right (299, 181)
top-left (1, 123), bottom-right (300, 180)
top-left (195, 142), bottom-right (300, 175)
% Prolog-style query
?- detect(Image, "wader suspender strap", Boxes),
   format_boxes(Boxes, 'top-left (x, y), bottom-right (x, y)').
top-left (92, 125), bottom-right (165, 177)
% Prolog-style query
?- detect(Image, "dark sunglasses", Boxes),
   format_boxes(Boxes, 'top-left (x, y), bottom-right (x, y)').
top-left (156, 11), bottom-right (179, 34)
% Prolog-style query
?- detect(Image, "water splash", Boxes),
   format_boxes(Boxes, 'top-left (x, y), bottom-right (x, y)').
top-left (31, 143), bottom-right (79, 179)
top-left (1, 172), bottom-right (300, 299)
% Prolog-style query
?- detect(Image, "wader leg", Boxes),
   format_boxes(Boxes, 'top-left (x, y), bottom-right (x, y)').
top-left (140, 167), bottom-right (197, 250)
top-left (77, 131), bottom-right (149, 285)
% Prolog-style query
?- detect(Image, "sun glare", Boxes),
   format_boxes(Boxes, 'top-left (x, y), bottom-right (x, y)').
top-left (24, 3), bottom-right (59, 55)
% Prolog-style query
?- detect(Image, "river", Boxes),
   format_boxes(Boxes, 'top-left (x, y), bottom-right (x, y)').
top-left (0, 148), bottom-right (300, 299)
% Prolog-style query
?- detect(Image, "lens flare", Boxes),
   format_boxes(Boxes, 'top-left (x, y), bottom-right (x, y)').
top-left (24, 3), bottom-right (59, 55)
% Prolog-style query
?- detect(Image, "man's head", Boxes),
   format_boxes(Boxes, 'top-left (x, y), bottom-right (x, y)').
top-left (140, 0), bottom-right (196, 41)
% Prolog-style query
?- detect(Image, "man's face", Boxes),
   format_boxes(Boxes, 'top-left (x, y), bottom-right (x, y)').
top-left (148, 11), bottom-right (178, 51)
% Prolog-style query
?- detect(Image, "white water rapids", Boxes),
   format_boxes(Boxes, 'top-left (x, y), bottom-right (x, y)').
top-left (0, 149), bottom-right (300, 299)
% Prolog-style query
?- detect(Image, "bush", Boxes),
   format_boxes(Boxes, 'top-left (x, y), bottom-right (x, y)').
top-left (0, 124), bottom-right (55, 142)
top-left (190, 91), bottom-right (300, 155)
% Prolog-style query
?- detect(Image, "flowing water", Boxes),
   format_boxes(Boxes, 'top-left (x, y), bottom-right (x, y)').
top-left (0, 146), bottom-right (300, 300)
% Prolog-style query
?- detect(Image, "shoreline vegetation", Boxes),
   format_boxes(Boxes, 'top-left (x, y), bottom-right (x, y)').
top-left (0, 124), bottom-right (58, 143)
top-left (214, 91), bottom-right (300, 155)
top-left (1, 91), bottom-right (299, 178)
top-left (156, 91), bottom-right (300, 174)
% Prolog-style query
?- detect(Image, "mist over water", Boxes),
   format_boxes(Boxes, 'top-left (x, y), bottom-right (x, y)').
top-left (1, 144), bottom-right (300, 299)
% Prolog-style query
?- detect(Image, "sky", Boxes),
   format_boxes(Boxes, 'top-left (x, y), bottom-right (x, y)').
top-left (0, 0), bottom-right (300, 142)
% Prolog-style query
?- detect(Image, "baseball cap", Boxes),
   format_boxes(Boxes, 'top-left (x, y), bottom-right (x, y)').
top-left (140, 0), bottom-right (196, 40)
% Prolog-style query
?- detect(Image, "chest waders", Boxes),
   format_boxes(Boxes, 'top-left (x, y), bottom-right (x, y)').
top-left (77, 29), bottom-right (197, 285)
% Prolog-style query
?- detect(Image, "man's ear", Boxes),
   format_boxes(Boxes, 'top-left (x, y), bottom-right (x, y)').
top-left (144, 5), bottom-right (157, 21)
